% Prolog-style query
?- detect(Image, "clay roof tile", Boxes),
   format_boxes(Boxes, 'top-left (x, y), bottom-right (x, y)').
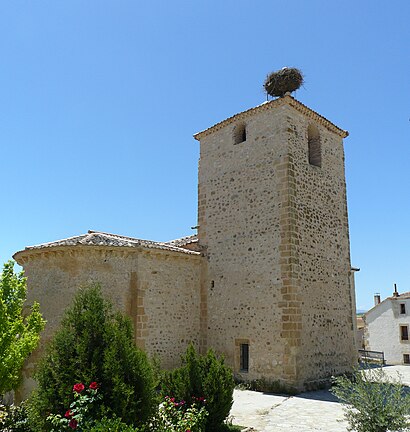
top-left (193, 95), bottom-right (348, 140)
top-left (13, 230), bottom-right (200, 259)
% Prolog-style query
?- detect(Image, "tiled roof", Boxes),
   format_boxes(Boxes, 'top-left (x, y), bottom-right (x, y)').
top-left (364, 291), bottom-right (410, 316)
top-left (14, 230), bottom-right (200, 257)
top-left (193, 94), bottom-right (348, 140)
top-left (388, 291), bottom-right (410, 300)
top-left (166, 234), bottom-right (198, 247)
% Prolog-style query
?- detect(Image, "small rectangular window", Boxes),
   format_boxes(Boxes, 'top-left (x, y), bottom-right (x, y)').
top-left (400, 325), bottom-right (409, 341)
top-left (404, 354), bottom-right (410, 364)
top-left (401, 304), bottom-right (406, 314)
top-left (240, 343), bottom-right (249, 372)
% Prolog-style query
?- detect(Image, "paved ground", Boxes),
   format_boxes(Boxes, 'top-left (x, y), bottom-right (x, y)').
top-left (230, 366), bottom-right (410, 431)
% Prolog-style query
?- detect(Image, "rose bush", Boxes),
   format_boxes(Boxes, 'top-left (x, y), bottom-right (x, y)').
top-left (47, 381), bottom-right (102, 431)
top-left (160, 344), bottom-right (234, 431)
top-left (149, 396), bottom-right (208, 432)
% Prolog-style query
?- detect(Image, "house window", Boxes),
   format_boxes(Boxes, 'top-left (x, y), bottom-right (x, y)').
top-left (240, 343), bottom-right (249, 372)
top-left (400, 303), bottom-right (406, 314)
top-left (404, 354), bottom-right (410, 364)
top-left (308, 124), bottom-right (321, 167)
top-left (400, 325), bottom-right (409, 341)
top-left (234, 123), bottom-right (247, 145)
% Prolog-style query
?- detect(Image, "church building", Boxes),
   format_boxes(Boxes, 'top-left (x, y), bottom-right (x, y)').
top-left (14, 93), bottom-right (358, 396)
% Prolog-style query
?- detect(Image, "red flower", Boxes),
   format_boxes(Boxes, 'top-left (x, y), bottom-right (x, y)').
top-left (64, 410), bottom-right (73, 418)
top-left (73, 383), bottom-right (85, 393)
top-left (89, 381), bottom-right (98, 390)
top-left (69, 418), bottom-right (78, 429)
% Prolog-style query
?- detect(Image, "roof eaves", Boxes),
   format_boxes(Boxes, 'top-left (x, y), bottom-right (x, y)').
top-left (193, 95), bottom-right (348, 141)
top-left (166, 234), bottom-right (198, 246)
top-left (13, 231), bottom-right (201, 260)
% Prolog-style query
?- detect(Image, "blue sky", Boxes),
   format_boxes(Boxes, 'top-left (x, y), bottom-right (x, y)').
top-left (0, 1), bottom-right (409, 311)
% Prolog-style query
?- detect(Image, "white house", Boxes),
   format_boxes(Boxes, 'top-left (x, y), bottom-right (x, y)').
top-left (364, 288), bottom-right (410, 365)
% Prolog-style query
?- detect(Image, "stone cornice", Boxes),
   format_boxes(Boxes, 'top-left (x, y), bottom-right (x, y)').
top-left (13, 244), bottom-right (201, 265)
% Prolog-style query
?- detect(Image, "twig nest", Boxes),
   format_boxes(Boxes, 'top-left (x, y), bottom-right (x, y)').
top-left (264, 67), bottom-right (304, 98)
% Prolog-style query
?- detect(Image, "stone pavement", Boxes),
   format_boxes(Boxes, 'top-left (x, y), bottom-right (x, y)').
top-left (230, 365), bottom-right (410, 432)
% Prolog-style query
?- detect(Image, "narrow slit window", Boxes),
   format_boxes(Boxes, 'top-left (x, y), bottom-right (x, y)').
top-left (401, 325), bottom-right (409, 341)
top-left (401, 303), bottom-right (406, 314)
top-left (404, 354), bottom-right (410, 364)
top-left (308, 124), bottom-right (321, 167)
top-left (240, 343), bottom-right (249, 372)
top-left (234, 123), bottom-right (247, 145)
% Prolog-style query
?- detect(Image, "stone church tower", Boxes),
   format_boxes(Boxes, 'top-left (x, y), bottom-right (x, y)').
top-left (15, 93), bottom-right (357, 396)
top-left (194, 94), bottom-right (357, 389)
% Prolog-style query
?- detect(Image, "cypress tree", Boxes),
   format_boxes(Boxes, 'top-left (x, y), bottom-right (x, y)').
top-left (31, 284), bottom-right (154, 429)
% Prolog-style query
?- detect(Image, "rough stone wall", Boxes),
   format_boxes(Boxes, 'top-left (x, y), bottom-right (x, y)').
top-left (284, 105), bottom-right (356, 386)
top-left (135, 251), bottom-right (202, 368)
top-left (198, 102), bottom-right (356, 388)
top-left (16, 247), bottom-right (201, 398)
top-left (198, 106), bottom-right (293, 383)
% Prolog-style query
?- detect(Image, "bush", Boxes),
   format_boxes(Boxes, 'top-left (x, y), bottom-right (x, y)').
top-left (47, 381), bottom-right (102, 431)
top-left (30, 284), bottom-right (154, 429)
top-left (161, 344), bottom-right (235, 431)
top-left (149, 396), bottom-right (208, 432)
top-left (88, 417), bottom-right (141, 431)
top-left (0, 401), bottom-right (34, 432)
top-left (332, 367), bottom-right (410, 432)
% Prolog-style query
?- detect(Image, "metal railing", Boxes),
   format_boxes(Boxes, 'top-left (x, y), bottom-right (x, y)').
top-left (358, 349), bottom-right (386, 365)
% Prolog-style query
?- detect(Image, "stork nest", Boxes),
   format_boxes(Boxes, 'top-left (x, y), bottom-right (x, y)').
top-left (264, 67), bottom-right (304, 98)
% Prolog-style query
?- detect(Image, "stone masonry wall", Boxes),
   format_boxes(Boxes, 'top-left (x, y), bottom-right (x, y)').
top-left (198, 106), bottom-right (294, 383)
top-left (284, 105), bottom-right (356, 386)
top-left (198, 101), bottom-right (356, 388)
top-left (16, 246), bottom-right (201, 399)
top-left (135, 250), bottom-right (202, 368)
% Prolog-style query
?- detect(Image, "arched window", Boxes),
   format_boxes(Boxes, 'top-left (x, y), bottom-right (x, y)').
top-left (308, 124), bottom-right (321, 167)
top-left (233, 123), bottom-right (247, 145)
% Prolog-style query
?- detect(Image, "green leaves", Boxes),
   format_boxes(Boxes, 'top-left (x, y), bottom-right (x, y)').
top-left (149, 396), bottom-right (208, 432)
top-left (0, 261), bottom-right (45, 396)
top-left (161, 344), bottom-right (235, 431)
top-left (332, 367), bottom-right (410, 432)
top-left (32, 284), bottom-right (154, 429)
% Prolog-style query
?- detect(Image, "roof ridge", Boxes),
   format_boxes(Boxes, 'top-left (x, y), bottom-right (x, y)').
top-left (14, 231), bottom-right (201, 260)
top-left (87, 230), bottom-right (144, 242)
top-left (193, 95), bottom-right (348, 140)
top-left (166, 234), bottom-right (198, 245)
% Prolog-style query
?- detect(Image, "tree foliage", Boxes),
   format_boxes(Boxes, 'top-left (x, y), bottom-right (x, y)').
top-left (332, 367), bottom-right (410, 432)
top-left (161, 344), bottom-right (235, 431)
top-left (31, 284), bottom-right (154, 429)
top-left (0, 261), bottom-right (45, 396)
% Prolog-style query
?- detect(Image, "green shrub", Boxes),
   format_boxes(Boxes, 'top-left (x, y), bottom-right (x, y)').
top-left (30, 284), bottom-right (154, 429)
top-left (161, 344), bottom-right (235, 431)
top-left (47, 381), bottom-right (102, 431)
top-left (84, 416), bottom-right (141, 432)
top-left (332, 367), bottom-right (410, 432)
top-left (149, 396), bottom-right (208, 432)
top-left (0, 401), bottom-right (34, 432)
